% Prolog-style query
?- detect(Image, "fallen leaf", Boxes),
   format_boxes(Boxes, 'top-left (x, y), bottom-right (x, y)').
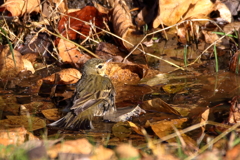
top-left (91, 145), bottom-right (115, 160)
top-left (58, 39), bottom-right (91, 66)
top-left (106, 62), bottom-right (145, 84)
top-left (22, 53), bottom-right (38, 63)
top-left (47, 138), bottom-right (92, 159)
top-left (115, 143), bottom-right (139, 160)
top-left (22, 59), bottom-right (35, 74)
top-left (0, 45), bottom-right (24, 80)
top-left (51, 0), bottom-right (67, 13)
top-left (2, 0), bottom-right (40, 16)
top-left (0, 126), bottom-right (38, 146)
top-left (127, 121), bottom-right (143, 135)
top-left (229, 50), bottom-right (240, 73)
top-left (162, 84), bottom-right (185, 94)
top-left (141, 98), bottom-right (181, 116)
top-left (42, 108), bottom-right (61, 121)
top-left (43, 68), bottom-right (81, 84)
top-left (112, 121), bottom-right (132, 139)
top-left (56, 6), bottom-right (106, 44)
top-left (0, 116), bottom-right (46, 131)
top-left (153, 0), bottom-right (231, 27)
top-left (111, 0), bottom-right (143, 54)
top-left (150, 118), bottom-right (187, 139)
top-left (21, 101), bottom-right (55, 114)
top-left (115, 84), bottom-right (152, 105)
top-left (226, 144), bottom-right (240, 160)
top-left (228, 96), bottom-right (240, 124)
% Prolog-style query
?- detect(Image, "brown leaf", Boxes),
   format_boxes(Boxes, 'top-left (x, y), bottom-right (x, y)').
top-left (106, 62), bottom-right (145, 84)
top-left (47, 139), bottom-right (92, 159)
top-left (0, 116), bottom-right (46, 131)
top-left (224, 22), bottom-right (240, 34)
top-left (115, 144), bottom-right (139, 160)
top-left (228, 96), bottom-right (240, 124)
top-left (141, 98), bottom-right (181, 116)
top-left (21, 102), bottom-right (55, 114)
top-left (127, 121), bottom-right (143, 135)
top-left (51, 0), bottom-right (67, 13)
top-left (111, 1), bottom-right (143, 54)
top-left (0, 45), bottom-right (35, 80)
top-left (226, 144), bottom-right (240, 160)
top-left (0, 126), bottom-right (38, 146)
top-left (42, 68), bottom-right (81, 84)
top-left (229, 50), bottom-right (240, 72)
top-left (202, 30), bottom-right (229, 49)
top-left (153, 0), bottom-right (231, 28)
top-left (22, 59), bottom-right (35, 74)
top-left (95, 42), bottom-right (132, 63)
top-left (112, 121), bottom-right (132, 139)
top-left (2, 0), bottom-right (40, 16)
top-left (56, 6), bottom-right (106, 44)
top-left (22, 53), bottom-right (38, 63)
top-left (42, 108), bottom-right (61, 121)
top-left (149, 118), bottom-right (190, 143)
top-left (115, 84), bottom-right (152, 106)
top-left (91, 145), bottom-right (115, 160)
top-left (58, 39), bottom-right (91, 66)
top-left (0, 45), bottom-right (24, 80)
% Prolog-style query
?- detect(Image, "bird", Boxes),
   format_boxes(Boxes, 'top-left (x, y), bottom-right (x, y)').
top-left (48, 58), bottom-right (116, 130)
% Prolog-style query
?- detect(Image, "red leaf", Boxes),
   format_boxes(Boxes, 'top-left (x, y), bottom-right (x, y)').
top-left (56, 6), bottom-right (106, 44)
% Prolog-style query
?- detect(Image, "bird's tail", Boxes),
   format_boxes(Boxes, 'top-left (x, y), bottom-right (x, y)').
top-left (48, 112), bottom-right (93, 130)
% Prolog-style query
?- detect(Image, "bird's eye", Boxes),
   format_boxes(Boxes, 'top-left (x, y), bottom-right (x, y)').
top-left (97, 65), bottom-right (103, 69)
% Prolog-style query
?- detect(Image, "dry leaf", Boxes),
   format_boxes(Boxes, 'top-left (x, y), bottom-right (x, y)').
top-left (226, 144), bottom-right (240, 160)
top-left (0, 45), bottom-right (24, 80)
top-left (50, 0), bottom-right (67, 13)
top-left (141, 98), bottom-right (181, 116)
top-left (0, 126), bottom-right (38, 146)
top-left (2, 0), bottom-right (40, 16)
top-left (127, 121), bottom-right (143, 135)
top-left (106, 62), bottom-right (145, 84)
top-left (229, 50), bottom-right (240, 72)
top-left (228, 96), bottom-right (240, 124)
top-left (0, 116), bottom-right (46, 131)
top-left (150, 118), bottom-right (194, 145)
top-left (20, 101), bottom-right (55, 114)
top-left (22, 59), bottom-right (35, 74)
top-left (43, 68), bottom-right (81, 84)
top-left (42, 108), bottom-right (61, 121)
top-left (115, 144), bottom-right (139, 160)
top-left (214, 1), bottom-right (232, 23)
top-left (223, 21), bottom-right (240, 33)
top-left (56, 6), bottom-right (106, 44)
top-left (22, 53), bottom-right (38, 63)
top-left (91, 145), bottom-right (115, 160)
top-left (112, 121), bottom-right (132, 139)
top-left (115, 84), bottom-right (152, 105)
top-left (47, 138), bottom-right (92, 159)
top-left (150, 118), bottom-right (188, 137)
top-left (0, 45), bottom-right (35, 80)
top-left (111, 0), bottom-right (143, 54)
top-left (58, 39), bottom-right (91, 66)
top-left (153, 0), bottom-right (231, 28)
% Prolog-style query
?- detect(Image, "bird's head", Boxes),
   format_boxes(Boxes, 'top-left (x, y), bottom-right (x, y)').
top-left (82, 58), bottom-right (111, 76)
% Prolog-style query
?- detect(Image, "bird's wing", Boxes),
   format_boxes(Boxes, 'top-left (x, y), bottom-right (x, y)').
top-left (70, 75), bottom-right (115, 114)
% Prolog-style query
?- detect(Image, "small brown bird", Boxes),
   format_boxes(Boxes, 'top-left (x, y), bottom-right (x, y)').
top-left (48, 58), bottom-right (116, 130)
